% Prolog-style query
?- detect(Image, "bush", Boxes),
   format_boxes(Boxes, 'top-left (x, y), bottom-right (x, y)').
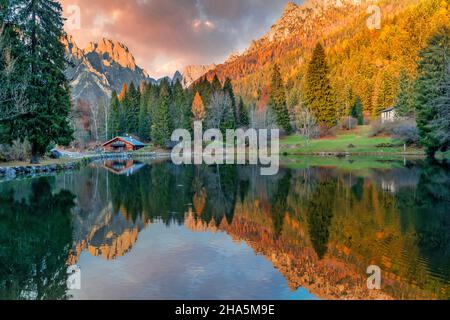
top-left (369, 118), bottom-right (419, 146)
top-left (0, 139), bottom-right (31, 162)
top-left (392, 119), bottom-right (419, 146)
top-left (339, 117), bottom-right (358, 130)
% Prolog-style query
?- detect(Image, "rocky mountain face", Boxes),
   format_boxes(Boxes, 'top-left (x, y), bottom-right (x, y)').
top-left (64, 35), bottom-right (212, 104)
top-left (64, 36), bottom-right (156, 105)
top-left (181, 64), bottom-right (216, 88)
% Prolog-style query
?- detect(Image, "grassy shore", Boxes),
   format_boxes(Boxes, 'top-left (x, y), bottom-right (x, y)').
top-left (280, 126), bottom-right (425, 156)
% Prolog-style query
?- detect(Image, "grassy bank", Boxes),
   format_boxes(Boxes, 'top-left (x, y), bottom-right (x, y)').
top-left (280, 126), bottom-right (424, 156)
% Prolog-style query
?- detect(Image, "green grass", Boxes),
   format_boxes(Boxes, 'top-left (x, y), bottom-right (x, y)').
top-left (281, 126), bottom-right (424, 155)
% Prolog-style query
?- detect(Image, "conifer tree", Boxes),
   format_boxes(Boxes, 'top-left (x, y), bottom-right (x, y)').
top-left (223, 78), bottom-right (237, 123)
top-left (138, 85), bottom-right (150, 141)
top-left (238, 97), bottom-right (250, 127)
top-left (108, 91), bottom-right (121, 137)
top-left (305, 43), bottom-right (337, 128)
top-left (125, 82), bottom-right (140, 135)
top-left (171, 80), bottom-right (191, 131)
top-left (6, 0), bottom-right (73, 163)
top-left (211, 74), bottom-right (222, 93)
top-left (220, 92), bottom-right (236, 133)
top-left (350, 96), bottom-right (364, 125)
top-left (151, 82), bottom-right (172, 146)
top-left (375, 71), bottom-right (395, 115)
top-left (269, 63), bottom-right (292, 133)
top-left (414, 26), bottom-right (450, 158)
top-left (394, 70), bottom-right (415, 118)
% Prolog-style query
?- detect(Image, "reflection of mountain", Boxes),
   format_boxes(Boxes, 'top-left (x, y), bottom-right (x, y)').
top-left (69, 204), bottom-right (149, 263)
top-left (183, 164), bottom-right (450, 300)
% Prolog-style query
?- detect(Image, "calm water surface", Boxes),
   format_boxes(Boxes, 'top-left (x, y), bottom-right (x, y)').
top-left (0, 158), bottom-right (449, 300)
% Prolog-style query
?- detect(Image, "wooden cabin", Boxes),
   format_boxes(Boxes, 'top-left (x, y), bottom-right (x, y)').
top-left (102, 136), bottom-right (145, 152)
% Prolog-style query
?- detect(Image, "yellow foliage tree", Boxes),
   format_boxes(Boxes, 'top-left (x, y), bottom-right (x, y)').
top-left (192, 91), bottom-right (206, 121)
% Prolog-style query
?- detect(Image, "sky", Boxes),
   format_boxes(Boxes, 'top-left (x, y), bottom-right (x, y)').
top-left (60, 0), bottom-right (302, 78)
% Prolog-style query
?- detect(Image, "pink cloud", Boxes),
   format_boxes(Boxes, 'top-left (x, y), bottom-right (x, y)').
top-left (61, 0), bottom-right (295, 78)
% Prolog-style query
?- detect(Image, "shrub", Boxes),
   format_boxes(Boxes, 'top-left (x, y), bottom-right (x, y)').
top-left (392, 119), bottom-right (419, 146)
top-left (0, 139), bottom-right (31, 162)
top-left (339, 117), bottom-right (358, 130)
top-left (369, 118), bottom-right (419, 146)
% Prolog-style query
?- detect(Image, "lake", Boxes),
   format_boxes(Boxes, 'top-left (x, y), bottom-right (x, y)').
top-left (0, 157), bottom-right (449, 300)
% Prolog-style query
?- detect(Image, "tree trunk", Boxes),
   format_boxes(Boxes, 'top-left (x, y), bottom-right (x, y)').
top-left (31, 142), bottom-right (39, 164)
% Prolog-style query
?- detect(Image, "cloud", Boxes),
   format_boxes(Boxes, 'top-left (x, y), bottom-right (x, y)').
top-left (61, 0), bottom-right (300, 78)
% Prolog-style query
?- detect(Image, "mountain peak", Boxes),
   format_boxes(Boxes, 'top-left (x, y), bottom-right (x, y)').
top-left (85, 38), bottom-right (137, 71)
top-left (283, 2), bottom-right (299, 14)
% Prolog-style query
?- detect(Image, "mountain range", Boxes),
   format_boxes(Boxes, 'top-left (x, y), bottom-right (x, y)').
top-left (65, 0), bottom-right (449, 116)
top-left (64, 36), bottom-right (216, 105)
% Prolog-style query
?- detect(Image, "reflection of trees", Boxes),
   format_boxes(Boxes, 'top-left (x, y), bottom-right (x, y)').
top-left (200, 165), bottom-right (238, 225)
top-left (395, 161), bottom-right (450, 286)
top-left (270, 170), bottom-right (292, 237)
top-left (0, 178), bottom-right (75, 300)
top-left (306, 179), bottom-right (337, 259)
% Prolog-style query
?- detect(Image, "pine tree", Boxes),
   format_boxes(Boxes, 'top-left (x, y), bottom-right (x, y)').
top-left (108, 91), bottom-right (121, 137)
top-left (171, 80), bottom-right (191, 131)
top-left (350, 96), bottom-right (364, 125)
top-left (305, 43), bottom-right (337, 128)
top-left (394, 70), bottom-right (415, 118)
top-left (223, 78), bottom-right (237, 123)
top-left (151, 82), bottom-right (172, 146)
top-left (7, 0), bottom-right (73, 163)
top-left (269, 63), bottom-right (292, 133)
top-left (220, 92), bottom-right (236, 133)
top-left (430, 64), bottom-right (450, 151)
top-left (125, 82), bottom-right (140, 135)
top-left (0, 0), bottom-right (29, 138)
top-left (414, 26), bottom-right (450, 158)
top-left (138, 85), bottom-right (150, 141)
top-left (211, 74), bottom-right (222, 93)
top-left (237, 97), bottom-right (249, 127)
top-left (375, 71), bottom-right (395, 116)
top-left (192, 91), bottom-right (206, 122)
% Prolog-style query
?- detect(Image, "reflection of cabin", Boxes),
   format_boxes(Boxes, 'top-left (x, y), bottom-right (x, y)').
top-left (102, 160), bottom-right (145, 176)
top-left (102, 136), bottom-right (145, 152)
top-left (381, 107), bottom-right (396, 123)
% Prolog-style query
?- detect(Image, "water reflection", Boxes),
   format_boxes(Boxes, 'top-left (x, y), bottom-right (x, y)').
top-left (0, 158), bottom-right (449, 300)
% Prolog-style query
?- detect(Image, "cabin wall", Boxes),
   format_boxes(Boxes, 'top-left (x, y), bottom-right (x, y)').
top-left (103, 141), bottom-right (135, 152)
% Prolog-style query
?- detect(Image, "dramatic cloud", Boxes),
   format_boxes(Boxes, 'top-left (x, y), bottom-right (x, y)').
top-left (61, 0), bottom-right (301, 78)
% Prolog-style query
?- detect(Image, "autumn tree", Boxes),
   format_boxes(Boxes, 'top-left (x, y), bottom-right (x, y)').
top-left (192, 91), bottom-right (206, 122)
top-left (269, 63), bottom-right (292, 133)
top-left (305, 43), bottom-right (337, 128)
top-left (394, 70), bottom-right (415, 118)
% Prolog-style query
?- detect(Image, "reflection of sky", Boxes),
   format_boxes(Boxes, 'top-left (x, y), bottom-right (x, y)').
top-left (70, 222), bottom-right (317, 300)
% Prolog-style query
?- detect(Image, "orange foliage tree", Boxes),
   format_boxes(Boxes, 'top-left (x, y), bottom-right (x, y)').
top-left (192, 91), bottom-right (206, 121)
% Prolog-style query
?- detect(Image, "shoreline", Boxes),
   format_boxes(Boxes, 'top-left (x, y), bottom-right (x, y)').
top-left (1, 149), bottom-right (447, 181)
